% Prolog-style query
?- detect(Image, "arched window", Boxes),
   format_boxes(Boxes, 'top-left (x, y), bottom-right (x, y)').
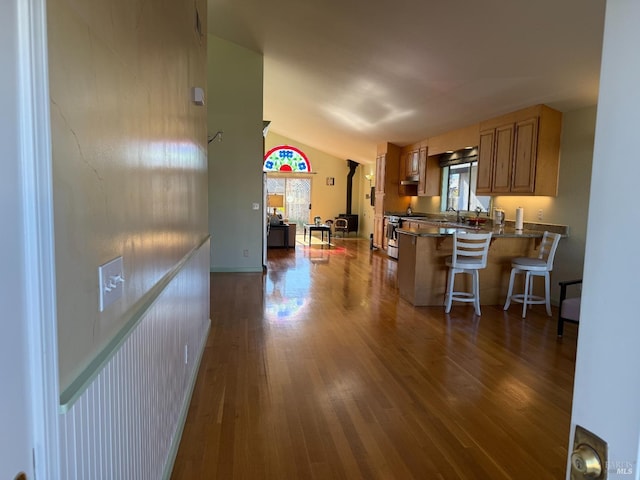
top-left (263, 145), bottom-right (312, 172)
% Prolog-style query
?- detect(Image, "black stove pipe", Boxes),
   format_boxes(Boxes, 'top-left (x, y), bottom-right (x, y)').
top-left (346, 159), bottom-right (359, 214)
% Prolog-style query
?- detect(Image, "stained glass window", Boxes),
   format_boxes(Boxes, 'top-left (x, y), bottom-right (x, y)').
top-left (263, 145), bottom-right (312, 172)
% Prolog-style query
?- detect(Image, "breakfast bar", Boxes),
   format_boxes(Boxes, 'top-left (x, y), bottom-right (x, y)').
top-left (396, 223), bottom-right (566, 307)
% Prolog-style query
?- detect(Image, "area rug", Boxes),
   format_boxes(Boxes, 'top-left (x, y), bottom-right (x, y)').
top-left (295, 234), bottom-right (334, 247)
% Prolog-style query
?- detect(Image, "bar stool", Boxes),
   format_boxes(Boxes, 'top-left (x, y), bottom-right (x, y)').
top-left (503, 231), bottom-right (562, 318)
top-left (444, 231), bottom-right (493, 316)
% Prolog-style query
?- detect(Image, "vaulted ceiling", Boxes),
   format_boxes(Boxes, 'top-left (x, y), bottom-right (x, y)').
top-left (208, 0), bottom-right (605, 164)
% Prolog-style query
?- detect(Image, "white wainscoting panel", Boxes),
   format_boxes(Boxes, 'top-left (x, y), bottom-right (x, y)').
top-left (59, 241), bottom-right (210, 479)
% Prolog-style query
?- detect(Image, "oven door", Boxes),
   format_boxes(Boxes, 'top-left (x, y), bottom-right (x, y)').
top-left (386, 221), bottom-right (400, 259)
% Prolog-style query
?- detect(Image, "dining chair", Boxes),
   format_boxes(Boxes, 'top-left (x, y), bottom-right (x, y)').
top-left (557, 278), bottom-right (582, 336)
top-left (334, 218), bottom-right (349, 238)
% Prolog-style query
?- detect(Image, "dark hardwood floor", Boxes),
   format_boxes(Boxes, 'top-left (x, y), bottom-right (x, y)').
top-left (171, 236), bottom-right (577, 479)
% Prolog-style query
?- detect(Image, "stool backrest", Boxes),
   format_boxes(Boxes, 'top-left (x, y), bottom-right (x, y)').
top-left (451, 231), bottom-right (493, 269)
top-left (537, 231), bottom-right (562, 270)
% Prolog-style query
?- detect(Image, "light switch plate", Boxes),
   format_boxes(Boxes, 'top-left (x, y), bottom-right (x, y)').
top-left (191, 87), bottom-right (205, 106)
top-left (98, 256), bottom-right (124, 312)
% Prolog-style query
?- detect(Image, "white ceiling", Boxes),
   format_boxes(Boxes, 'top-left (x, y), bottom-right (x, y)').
top-left (208, 0), bottom-right (605, 164)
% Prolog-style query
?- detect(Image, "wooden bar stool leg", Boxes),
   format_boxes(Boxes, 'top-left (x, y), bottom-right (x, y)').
top-left (445, 269), bottom-right (455, 313)
top-left (504, 268), bottom-right (517, 310)
top-left (544, 272), bottom-right (551, 316)
top-left (473, 270), bottom-right (481, 316)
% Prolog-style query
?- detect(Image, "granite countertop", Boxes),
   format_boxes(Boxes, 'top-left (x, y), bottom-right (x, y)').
top-left (396, 215), bottom-right (569, 237)
top-left (384, 211), bottom-right (430, 217)
top-left (397, 225), bottom-right (546, 238)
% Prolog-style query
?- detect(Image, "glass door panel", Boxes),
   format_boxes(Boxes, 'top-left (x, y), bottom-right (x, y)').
top-left (266, 176), bottom-right (311, 230)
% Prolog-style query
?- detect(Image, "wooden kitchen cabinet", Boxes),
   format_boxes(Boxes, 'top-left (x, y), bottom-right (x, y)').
top-left (374, 143), bottom-right (402, 197)
top-left (418, 147), bottom-right (440, 196)
top-left (375, 153), bottom-right (386, 195)
top-left (511, 117), bottom-right (538, 193)
top-left (382, 216), bottom-right (389, 250)
top-left (487, 124), bottom-right (516, 194)
top-left (477, 129), bottom-right (495, 192)
top-left (373, 191), bottom-right (385, 248)
top-left (399, 143), bottom-right (439, 197)
top-left (404, 149), bottom-right (420, 178)
top-left (417, 147), bottom-right (427, 195)
top-left (372, 143), bottom-right (405, 249)
top-left (373, 215), bottom-right (384, 249)
top-left (477, 105), bottom-right (561, 196)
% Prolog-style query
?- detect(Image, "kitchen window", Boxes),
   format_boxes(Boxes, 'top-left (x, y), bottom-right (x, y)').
top-left (440, 160), bottom-right (491, 213)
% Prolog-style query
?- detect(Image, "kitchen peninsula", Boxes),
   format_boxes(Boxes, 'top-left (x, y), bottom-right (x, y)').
top-left (396, 220), bottom-right (568, 307)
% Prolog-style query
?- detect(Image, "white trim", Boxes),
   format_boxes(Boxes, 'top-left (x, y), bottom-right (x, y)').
top-left (18, 0), bottom-right (61, 477)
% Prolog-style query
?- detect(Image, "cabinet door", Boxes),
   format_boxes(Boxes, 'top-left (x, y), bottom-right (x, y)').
top-left (382, 217), bottom-right (389, 249)
top-left (511, 117), bottom-right (538, 193)
top-left (374, 191), bottom-right (385, 217)
top-left (375, 154), bottom-right (386, 194)
top-left (408, 150), bottom-right (420, 177)
top-left (417, 147), bottom-right (428, 195)
top-left (476, 129), bottom-right (495, 194)
top-left (373, 215), bottom-right (383, 248)
top-left (492, 124), bottom-right (515, 193)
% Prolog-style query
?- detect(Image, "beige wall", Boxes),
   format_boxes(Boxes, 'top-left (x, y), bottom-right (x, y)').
top-left (208, 36), bottom-right (264, 272)
top-left (265, 131), bottom-right (365, 228)
top-left (48, 0), bottom-right (209, 392)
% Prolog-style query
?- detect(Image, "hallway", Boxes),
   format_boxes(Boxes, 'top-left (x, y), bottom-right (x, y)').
top-left (171, 238), bottom-right (577, 479)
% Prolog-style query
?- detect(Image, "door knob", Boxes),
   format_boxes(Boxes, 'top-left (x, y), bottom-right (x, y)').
top-left (571, 444), bottom-right (602, 478)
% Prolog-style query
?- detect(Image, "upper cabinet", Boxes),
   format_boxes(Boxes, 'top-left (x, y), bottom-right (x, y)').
top-left (477, 105), bottom-right (562, 196)
top-left (405, 149), bottom-right (420, 178)
top-left (376, 142), bottom-right (401, 195)
top-left (375, 153), bottom-right (386, 195)
top-left (400, 144), bottom-right (439, 197)
top-left (418, 147), bottom-right (440, 196)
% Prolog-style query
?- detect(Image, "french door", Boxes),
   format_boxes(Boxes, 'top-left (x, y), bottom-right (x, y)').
top-left (266, 176), bottom-right (311, 230)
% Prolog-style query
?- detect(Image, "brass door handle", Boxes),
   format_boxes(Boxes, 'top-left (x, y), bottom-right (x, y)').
top-left (571, 444), bottom-right (603, 478)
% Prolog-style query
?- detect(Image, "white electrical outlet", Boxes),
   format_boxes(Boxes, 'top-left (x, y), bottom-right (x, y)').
top-left (537, 209), bottom-right (544, 220)
top-left (243, 249), bottom-right (249, 257)
top-left (252, 202), bottom-right (260, 210)
top-left (98, 256), bottom-right (124, 312)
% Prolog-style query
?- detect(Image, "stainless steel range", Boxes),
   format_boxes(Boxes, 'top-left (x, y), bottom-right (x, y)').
top-left (386, 215), bottom-right (401, 259)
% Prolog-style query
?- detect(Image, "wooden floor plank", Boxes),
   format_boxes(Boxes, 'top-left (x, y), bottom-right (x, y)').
top-left (171, 238), bottom-right (577, 479)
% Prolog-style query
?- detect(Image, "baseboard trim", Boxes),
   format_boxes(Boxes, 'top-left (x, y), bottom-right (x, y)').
top-left (161, 317), bottom-right (211, 480)
top-left (211, 266), bottom-right (264, 273)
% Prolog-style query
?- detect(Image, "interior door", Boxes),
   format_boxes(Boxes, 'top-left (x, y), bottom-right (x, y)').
top-left (568, 2), bottom-right (640, 475)
top-left (1, 2), bottom-right (36, 476)
top-left (1, 1), bottom-right (59, 478)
